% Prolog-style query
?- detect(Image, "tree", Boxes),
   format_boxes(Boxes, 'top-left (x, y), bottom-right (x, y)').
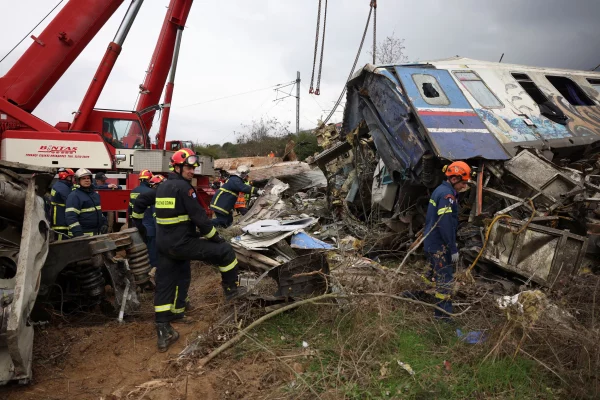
top-left (234, 117), bottom-right (291, 156)
top-left (369, 32), bottom-right (408, 65)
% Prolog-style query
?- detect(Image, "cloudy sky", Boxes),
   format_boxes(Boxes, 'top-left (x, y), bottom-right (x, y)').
top-left (1, 0), bottom-right (599, 145)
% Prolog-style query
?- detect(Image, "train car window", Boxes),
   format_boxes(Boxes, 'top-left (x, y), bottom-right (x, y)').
top-left (411, 74), bottom-right (450, 106)
top-left (454, 71), bottom-right (503, 108)
top-left (512, 73), bottom-right (568, 125)
top-left (546, 76), bottom-right (595, 106)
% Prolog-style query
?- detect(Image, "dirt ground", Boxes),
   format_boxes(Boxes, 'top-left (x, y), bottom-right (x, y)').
top-left (0, 264), bottom-right (290, 400)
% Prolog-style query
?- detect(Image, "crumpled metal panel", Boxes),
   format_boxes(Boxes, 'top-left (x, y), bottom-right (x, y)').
top-left (483, 220), bottom-right (587, 288)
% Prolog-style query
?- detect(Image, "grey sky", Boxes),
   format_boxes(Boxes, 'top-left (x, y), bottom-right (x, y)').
top-left (1, 0), bottom-right (599, 145)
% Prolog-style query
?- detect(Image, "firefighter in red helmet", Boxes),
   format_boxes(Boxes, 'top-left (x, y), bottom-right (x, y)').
top-left (423, 161), bottom-right (471, 319)
top-left (152, 148), bottom-right (247, 352)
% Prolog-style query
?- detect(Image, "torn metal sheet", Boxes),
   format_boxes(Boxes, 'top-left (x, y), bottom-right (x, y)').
top-left (237, 178), bottom-right (289, 227)
top-left (290, 232), bottom-right (334, 249)
top-left (231, 231), bottom-right (296, 251)
top-left (242, 218), bottom-right (318, 237)
top-left (482, 220), bottom-right (588, 288)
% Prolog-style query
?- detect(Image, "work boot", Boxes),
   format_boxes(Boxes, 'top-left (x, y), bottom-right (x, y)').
top-left (222, 283), bottom-right (248, 302)
top-left (156, 322), bottom-right (179, 352)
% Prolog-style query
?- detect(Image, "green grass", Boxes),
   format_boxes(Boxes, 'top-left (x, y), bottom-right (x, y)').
top-left (247, 305), bottom-right (560, 400)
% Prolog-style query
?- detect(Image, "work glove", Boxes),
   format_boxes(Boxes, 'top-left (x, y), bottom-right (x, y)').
top-left (257, 189), bottom-right (265, 196)
top-left (209, 233), bottom-right (226, 244)
top-left (451, 252), bottom-right (459, 264)
top-left (100, 225), bottom-right (109, 235)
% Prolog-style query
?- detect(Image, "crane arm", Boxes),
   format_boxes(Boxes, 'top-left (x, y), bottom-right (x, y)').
top-left (0, 0), bottom-right (125, 113)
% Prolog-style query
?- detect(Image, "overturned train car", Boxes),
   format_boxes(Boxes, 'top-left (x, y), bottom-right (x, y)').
top-left (313, 57), bottom-right (600, 285)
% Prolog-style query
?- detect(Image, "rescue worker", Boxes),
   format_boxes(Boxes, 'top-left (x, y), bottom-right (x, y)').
top-left (128, 169), bottom-right (153, 228)
top-left (423, 161), bottom-right (471, 318)
top-left (50, 168), bottom-right (75, 240)
top-left (154, 148), bottom-right (247, 352)
top-left (65, 168), bottom-right (107, 237)
top-left (131, 175), bottom-right (165, 270)
top-left (209, 165), bottom-right (263, 227)
top-left (94, 172), bottom-right (120, 190)
top-left (234, 176), bottom-right (251, 216)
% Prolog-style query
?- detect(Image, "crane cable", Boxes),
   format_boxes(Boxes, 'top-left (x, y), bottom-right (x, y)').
top-left (308, 0), bottom-right (322, 94)
top-left (314, 0), bottom-right (328, 95)
top-left (372, 0), bottom-right (377, 64)
top-left (322, 1), bottom-right (375, 125)
top-left (0, 0), bottom-right (65, 64)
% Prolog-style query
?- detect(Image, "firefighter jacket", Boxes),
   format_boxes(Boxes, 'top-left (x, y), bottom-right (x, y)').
top-left (129, 181), bottom-right (154, 235)
top-left (132, 190), bottom-right (157, 237)
top-left (155, 172), bottom-right (217, 246)
top-left (423, 181), bottom-right (459, 255)
top-left (65, 186), bottom-right (107, 237)
top-left (210, 175), bottom-right (257, 215)
top-left (50, 179), bottom-right (72, 232)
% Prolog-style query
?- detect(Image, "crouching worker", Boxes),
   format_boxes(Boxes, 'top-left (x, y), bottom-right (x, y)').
top-left (153, 148), bottom-right (247, 352)
top-left (423, 161), bottom-right (471, 319)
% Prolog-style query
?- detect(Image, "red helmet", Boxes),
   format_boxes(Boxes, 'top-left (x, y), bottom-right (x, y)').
top-left (149, 175), bottom-right (166, 186)
top-left (444, 161), bottom-right (472, 182)
top-left (170, 148), bottom-right (199, 168)
top-left (139, 169), bottom-right (153, 180)
top-left (58, 168), bottom-right (74, 180)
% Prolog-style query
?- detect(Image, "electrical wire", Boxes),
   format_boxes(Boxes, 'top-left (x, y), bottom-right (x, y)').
top-left (322, 3), bottom-right (374, 125)
top-left (176, 81), bottom-right (295, 109)
top-left (0, 0), bottom-right (65, 64)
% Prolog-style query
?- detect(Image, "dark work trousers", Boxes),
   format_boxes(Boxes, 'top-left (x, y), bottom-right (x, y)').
top-left (211, 212), bottom-right (233, 228)
top-left (154, 258), bottom-right (190, 322)
top-left (146, 235), bottom-right (158, 268)
top-left (236, 207), bottom-right (248, 216)
top-left (154, 236), bottom-right (239, 323)
top-left (425, 250), bottom-right (454, 319)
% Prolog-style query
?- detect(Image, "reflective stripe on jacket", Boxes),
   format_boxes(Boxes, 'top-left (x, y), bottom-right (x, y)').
top-left (210, 175), bottom-right (256, 215)
top-left (50, 179), bottom-right (72, 231)
top-left (65, 186), bottom-right (106, 237)
top-left (132, 190), bottom-right (157, 235)
top-left (128, 181), bottom-right (155, 236)
top-left (423, 181), bottom-right (459, 254)
top-left (155, 172), bottom-right (216, 246)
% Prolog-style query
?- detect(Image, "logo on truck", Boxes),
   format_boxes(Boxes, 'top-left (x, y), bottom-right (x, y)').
top-left (38, 145), bottom-right (78, 154)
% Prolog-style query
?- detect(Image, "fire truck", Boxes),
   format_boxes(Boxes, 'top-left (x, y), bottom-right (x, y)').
top-left (0, 0), bottom-right (214, 222)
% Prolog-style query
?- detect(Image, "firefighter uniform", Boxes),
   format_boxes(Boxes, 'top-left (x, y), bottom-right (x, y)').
top-left (65, 186), bottom-right (107, 237)
top-left (423, 180), bottom-right (459, 317)
top-left (50, 179), bottom-right (73, 240)
top-left (130, 181), bottom-right (156, 265)
top-left (209, 175), bottom-right (257, 227)
top-left (154, 172), bottom-right (240, 323)
top-left (131, 190), bottom-right (159, 268)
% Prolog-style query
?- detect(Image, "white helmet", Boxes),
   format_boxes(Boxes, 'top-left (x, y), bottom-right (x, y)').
top-left (236, 165), bottom-right (250, 176)
top-left (75, 168), bottom-right (93, 181)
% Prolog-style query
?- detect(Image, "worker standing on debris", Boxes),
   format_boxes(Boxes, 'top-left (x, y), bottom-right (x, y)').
top-left (423, 161), bottom-right (471, 318)
top-left (132, 175), bottom-right (166, 270)
top-left (153, 148), bottom-right (247, 352)
top-left (65, 168), bottom-right (107, 237)
top-left (209, 165), bottom-right (264, 227)
top-left (50, 168), bottom-right (75, 240)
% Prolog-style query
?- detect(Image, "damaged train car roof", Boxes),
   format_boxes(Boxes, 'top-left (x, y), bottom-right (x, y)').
top-left (341, 58), bottom-right (600, 182)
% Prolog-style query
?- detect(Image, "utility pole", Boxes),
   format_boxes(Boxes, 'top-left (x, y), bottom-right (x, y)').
top-left (296, 71), bottom-right (301, 134)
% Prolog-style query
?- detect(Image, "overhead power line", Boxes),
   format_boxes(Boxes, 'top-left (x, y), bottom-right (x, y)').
top-left (177, 81), bottom-right (295, 109)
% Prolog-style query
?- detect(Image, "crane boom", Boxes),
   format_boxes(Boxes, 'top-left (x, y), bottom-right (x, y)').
top-left (135, 0), bottom-right (192, 134)
top-left (0, 0), bottom-right (124, 113)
